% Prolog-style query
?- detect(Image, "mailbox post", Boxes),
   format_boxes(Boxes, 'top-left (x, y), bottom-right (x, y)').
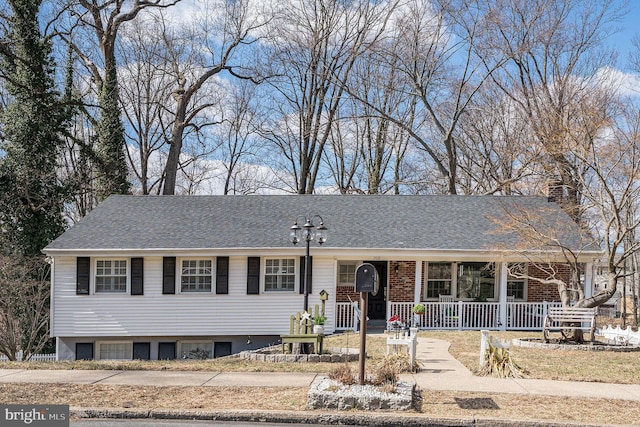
top-left (354, 263), bottom-right (378, 385)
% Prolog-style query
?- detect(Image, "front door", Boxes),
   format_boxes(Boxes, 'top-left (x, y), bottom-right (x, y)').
top-left (365, 261), bottom-right (387, 320)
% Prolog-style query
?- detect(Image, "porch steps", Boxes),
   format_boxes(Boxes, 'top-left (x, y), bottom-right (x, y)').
top-left (366, 319), bottom-right (387, 333)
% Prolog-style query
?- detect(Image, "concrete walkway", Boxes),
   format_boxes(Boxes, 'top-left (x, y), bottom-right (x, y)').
top-left (400, 337), bottom-right (640, 401)
top-left (1, 337), bottom-right (639, 401)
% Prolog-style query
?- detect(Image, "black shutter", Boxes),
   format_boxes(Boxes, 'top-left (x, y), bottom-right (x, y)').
top-left (162, 257), bottom-right (176, 294)
top-left (216, 257), bottom-right (229, 294)
top-left (76, 257), bottom-right (90, 295)
top-left (133, 342), bottom-right (151, 360)
top-left (299, 256), bottom-right (313, 294)
top-left (131, 258), bottom-right (144, 295)
top-left (247, 257), bottom-right (260, 295)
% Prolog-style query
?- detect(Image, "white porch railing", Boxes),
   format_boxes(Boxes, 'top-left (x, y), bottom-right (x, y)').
top-left (336, 301), bottom-right (562, 331)
top-left (0, 351), bottom-right (56, 362)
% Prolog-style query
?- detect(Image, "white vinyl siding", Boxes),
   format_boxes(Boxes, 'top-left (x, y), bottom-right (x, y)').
top-left (180, 259), bottom-right (213, 292)
top-left (98, 342), bottom-right (132, 360)
top-left (95, 259), bottom-right (127, 293)
top-left (264, 258), bottom-right (296, 292)
top-left (51, 256), bottom-right (337, 337)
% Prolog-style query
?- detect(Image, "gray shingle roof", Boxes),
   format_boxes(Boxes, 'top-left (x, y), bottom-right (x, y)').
top-left (44, 195), bottom-right (596, 253)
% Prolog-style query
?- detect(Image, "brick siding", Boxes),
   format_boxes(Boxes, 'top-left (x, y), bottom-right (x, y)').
top-left (526, 263), bottom-right (572, 302)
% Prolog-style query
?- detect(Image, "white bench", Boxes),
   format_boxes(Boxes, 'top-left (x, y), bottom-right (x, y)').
top-left (543, 307), bottom-right (596, 342)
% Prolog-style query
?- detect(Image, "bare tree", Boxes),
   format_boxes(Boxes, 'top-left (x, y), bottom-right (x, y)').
top-left (261, 0), bottom-right (398, 194)
top-left (215, 80), bottom-right (267, 195)
top-left (62, 0), bottom-right (181, 200)
top-left (118, 15), bottom-right (175, 195)
top-left (160, 0), bottom-right (267, 195)
top-left (342, 0), bottom-right (504, 195)
top-left (326, 46), bottom-right (415, 194)
top-left (455, 84), bottom-right (541, 195)
top-left (483, 0), bottom-right (622, 221)
top-left (492, 92), bottom-right (640, 341)
top-left (0, 256), bottom-right (51, 361)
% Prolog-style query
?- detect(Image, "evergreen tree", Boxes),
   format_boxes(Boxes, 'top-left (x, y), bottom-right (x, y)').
top-left (0, 0), bottom-right (69, 255)
top-left (95, 62), bottom-right (130, 200)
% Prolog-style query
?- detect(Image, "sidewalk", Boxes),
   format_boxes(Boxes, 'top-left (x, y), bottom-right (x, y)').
top-left (0, 337), bottom-right (639, 401)
top-left (400, 337), bottom-right (640, 401)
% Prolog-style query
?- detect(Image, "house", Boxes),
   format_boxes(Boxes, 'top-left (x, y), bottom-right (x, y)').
top-left (44, 194), bottom-right (600, 361)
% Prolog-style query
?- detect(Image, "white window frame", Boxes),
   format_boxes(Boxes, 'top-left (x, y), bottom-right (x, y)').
top-left (94, 259), bottom-right (129, 294)
top-left (424, 262), bottom-right (454, 299)
top-left (178, 258), bottom-right (215, 293)
top-left (97, 341), bottom-right (133, 360)
top-left (263, 257), bottom-right (297, 292)
top-left (180, 340), bottom-right (214, 359)
top-left (507, 263), bottom-right (528, 301)
top-left (337, 261), bottom-right (358, 286)
top-left (455, 262), bottom-right (498, 301)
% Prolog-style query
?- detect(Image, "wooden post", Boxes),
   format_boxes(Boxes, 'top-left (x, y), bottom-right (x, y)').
top-left (359, 292), bottom-right (368, 385)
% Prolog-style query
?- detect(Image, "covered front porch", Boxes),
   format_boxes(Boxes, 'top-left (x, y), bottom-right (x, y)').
top-left (335, 300), bottom-right (562, 331)
top-left (332, 259), bottom-right (593, 332)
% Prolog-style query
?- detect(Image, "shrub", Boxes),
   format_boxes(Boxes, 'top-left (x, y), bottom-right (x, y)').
top-left (478, 343), bottom-right (527, 378)
top-left (328, 363), bottom-right (356, 385)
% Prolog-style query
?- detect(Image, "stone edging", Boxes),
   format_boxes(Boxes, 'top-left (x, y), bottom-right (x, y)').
top-left (238, 346), bottom-right (359, 363)
top-left (513, 338), bottom-right (640, 352)
top-left (70, 407), bottom-right (610, 427)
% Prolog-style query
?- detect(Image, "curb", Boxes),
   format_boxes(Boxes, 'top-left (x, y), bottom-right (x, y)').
top-left (70, 407), bottom-right (621, 427)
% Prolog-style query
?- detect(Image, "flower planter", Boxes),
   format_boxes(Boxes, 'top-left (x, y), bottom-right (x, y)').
top-left (313, 325), bottom-right (325, 334)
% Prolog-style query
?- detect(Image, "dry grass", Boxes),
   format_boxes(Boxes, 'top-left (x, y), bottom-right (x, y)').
top-left (1, 383), bottom-right (640, 426)
top-left (4, 330), bottom-right (640, 384)
top-left (0, 383), bottom-right (306, 411)
top-left (3, 330), bottom-right (640, 425)
top-left (430, 330), bottom-right (640, 384)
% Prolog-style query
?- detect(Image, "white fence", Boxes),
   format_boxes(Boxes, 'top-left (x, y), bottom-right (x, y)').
top-left (597, 325), bottom-right (640, 345)
top-left (0, 351), bottom-right (56, 362)
top-left (336, 301), bottom-right (562, 331)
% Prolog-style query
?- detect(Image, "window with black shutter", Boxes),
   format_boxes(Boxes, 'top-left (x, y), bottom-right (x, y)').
top-left (247, 257), bottom-right (260, 294)
top-left (163, 257), bottom-right (176, 294)
top-left (76, 257), bottom-right (90, 295)
top-left (216, 257), bottom-right (229, 294)
top-left (131, 258), bottom-right (144, 295)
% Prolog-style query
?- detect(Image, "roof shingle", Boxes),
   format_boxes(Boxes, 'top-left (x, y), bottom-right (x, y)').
top-left (44, 195), bottom-right (594, 252)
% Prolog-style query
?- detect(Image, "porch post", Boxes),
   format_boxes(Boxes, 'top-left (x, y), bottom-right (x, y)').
top-left (499, 262), bottom-right (508, 331)
top-left (584, 261), bottom-right (594, 298)
top-left (414, 261), bottom-right (423, 304)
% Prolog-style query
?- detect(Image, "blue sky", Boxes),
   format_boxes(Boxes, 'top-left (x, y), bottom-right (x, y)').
top-left (609, 2), bottom-right (640, 68)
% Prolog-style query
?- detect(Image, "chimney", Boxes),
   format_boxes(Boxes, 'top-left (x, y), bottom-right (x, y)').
top-left (545, 178), bottom-right (564, 204)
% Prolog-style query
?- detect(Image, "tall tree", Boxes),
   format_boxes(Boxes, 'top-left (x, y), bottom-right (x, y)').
top-left (159, 0), bottom-right (267, 195)
top-left (0, 0), bottom-right (69, 255)
top-left (66, 0), bottom-right (180, 200)
top-left (483, 0), bottom-right (622, 221)
top-left (262, 0), bottom-right (397, 194)
top-left (118, 14), bottom-right (175, 195)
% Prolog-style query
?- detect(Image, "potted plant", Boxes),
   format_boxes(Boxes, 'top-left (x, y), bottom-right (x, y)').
top-left (312, 314), bottom-right (326, 334)
top-left (412, 303), bottom-right (425, 315)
